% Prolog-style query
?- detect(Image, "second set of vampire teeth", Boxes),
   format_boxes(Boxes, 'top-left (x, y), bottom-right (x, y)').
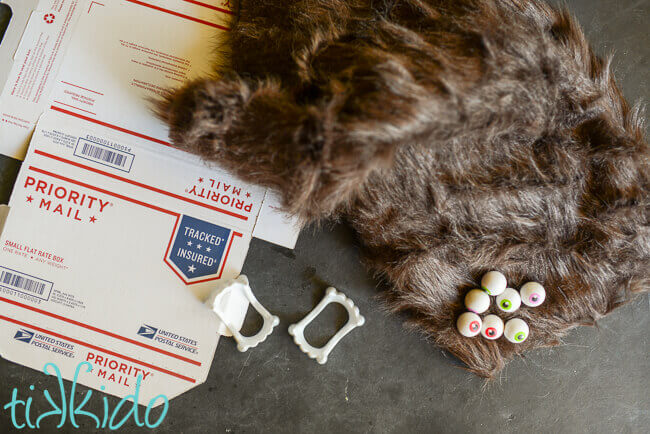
top-left (207, 277), bottom-right (364, 364)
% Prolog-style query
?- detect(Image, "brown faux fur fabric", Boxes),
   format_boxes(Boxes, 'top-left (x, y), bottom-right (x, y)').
top-left (158, 0), bottom-right (649, 377)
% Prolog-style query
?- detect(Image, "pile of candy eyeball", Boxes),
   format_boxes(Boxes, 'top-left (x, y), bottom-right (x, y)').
top-left (456, 271), bottom-right (546, 343)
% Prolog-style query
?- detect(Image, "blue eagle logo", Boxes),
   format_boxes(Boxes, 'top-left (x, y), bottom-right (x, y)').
top-left (14, 329), bottom-right (34, 344)
top-left (137, 324), bottom-right (158, 339)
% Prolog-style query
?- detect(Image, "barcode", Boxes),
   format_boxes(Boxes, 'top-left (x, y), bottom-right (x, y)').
top-left (0, 270), bottom-right (46, 295)
top-left (74, 139), bottom-right (134, 172)
top-left (80, 143), bottom-right (127, 167)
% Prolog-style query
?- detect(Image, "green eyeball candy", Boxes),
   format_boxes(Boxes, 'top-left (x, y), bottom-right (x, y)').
top-left (496, 288), bottom-right (521, 312)
top-left (504, 318), bottom-right (529, 343)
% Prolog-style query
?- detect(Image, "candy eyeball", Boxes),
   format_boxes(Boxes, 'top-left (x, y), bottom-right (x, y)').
top-left (504, 318), bottom-right (529, 343)
top-left (496, 288), bottom-right (521, 313)
top-left (457, 312), bottom-right (482, 337)
top-left (520, 282), bottom-right (546, 307)
top-left (481, 271), bottom-right (507, 296)
top-left (480, 314), bottom-right (504, 340)
top-left (464, 289), bottom-right (490, 314)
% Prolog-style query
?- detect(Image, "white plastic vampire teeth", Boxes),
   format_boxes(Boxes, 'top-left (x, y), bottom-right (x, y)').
top-left (481, 271), bottom-right (507, 296)
top-left (496, 288), bottom-right (521, 313)
top-left (504, 318), bottom-right (529, 343)
top-left (464, 289), bottom-right (490, 314)
top-left (519, 282), bottom-right (546, 307)
top-left (205, 275), bottom-right (280, 352)
top-left (288, 287), bottom-right (365, 364)
top-left (456, 312), bottom-right (482, 337)
top-left (480, 314), bottom-right (504, 340)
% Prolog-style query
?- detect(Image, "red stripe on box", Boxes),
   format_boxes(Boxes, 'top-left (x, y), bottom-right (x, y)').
top-left (61, 81), bottom-right (104, 95)
top-left (182, 0), bottom-right (234, 15)
top-left (50, 106), bottom-right (172, 147)
top-left (0, 296), bottom-right (201, 366)
top-left (34, 149), bottom-right (249, 221)
top-left (53, 100), bottom-right (96, 116)
top-left (126, 0), bottom-right (230, 30)
top-left (28, 165), bottom-right (180, 217)
top-left (0, 314), bottom-right (196, 383)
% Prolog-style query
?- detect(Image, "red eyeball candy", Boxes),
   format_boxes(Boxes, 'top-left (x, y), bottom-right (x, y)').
top-left (457, 312), bottom-right (482, 337)
top-left (480, 314), bottom-right (504, 340)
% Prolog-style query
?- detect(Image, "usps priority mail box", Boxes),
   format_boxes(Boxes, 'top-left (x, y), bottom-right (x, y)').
top-left (0, 0), bottom-right (300, 247)
top-left (0, 0), bottom-right (299, 404)
top-left (0, 109), bottom-right (263, 404)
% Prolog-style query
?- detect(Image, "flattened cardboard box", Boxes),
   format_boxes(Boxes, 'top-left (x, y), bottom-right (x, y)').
top-left (0, 0), bottom-right (299, 247)
top-left (0, 112), bottom-right (246, 404)
top-left (0, 0), bottom-right (299, 404)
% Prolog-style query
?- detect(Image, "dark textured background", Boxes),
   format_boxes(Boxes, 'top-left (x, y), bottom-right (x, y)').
top-left (0, 1), bottom-right (648, 432)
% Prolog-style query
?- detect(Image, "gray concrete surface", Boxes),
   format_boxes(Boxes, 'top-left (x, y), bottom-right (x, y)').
top-left (0, 0), bottom-right (648, 432)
